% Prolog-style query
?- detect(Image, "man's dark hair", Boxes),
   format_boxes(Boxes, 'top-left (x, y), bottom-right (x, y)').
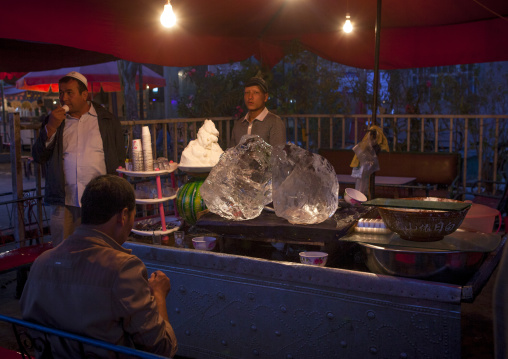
top-left (37, 99), bottom-right (43, 105)
top-left (81, 175), bottom-right (135, 225)
top-left (59, 76), bottom-right (88, 94)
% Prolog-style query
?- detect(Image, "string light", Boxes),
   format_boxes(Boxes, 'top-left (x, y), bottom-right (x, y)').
top-left (160, 0), bottom-right (176, 28)
top-left (343, 13), bottom-right (353, 33)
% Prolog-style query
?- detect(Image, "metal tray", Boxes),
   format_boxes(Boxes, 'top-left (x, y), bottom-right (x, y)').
top-left (362, 198), bottom-right (471, 211)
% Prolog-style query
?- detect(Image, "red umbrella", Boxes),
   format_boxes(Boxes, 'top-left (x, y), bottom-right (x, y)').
top-left (15, 61), bottom-right (166, 93)
top-left (0, 72), bottom-right (26, 81)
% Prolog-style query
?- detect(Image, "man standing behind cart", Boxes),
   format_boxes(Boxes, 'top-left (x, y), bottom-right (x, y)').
top-left (32, 71), bottom-right (125, 246)
top-left (231, 76), bottom-right (286, 147)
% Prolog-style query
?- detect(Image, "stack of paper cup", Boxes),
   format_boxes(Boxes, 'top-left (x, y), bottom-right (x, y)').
top-left (132, 139), bottom-right (144, 171)
top-left (141, 126), bottom-right (153, 171)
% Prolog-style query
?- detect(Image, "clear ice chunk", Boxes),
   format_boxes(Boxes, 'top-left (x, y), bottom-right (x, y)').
top-left (271, 143), bottom-right (339, 224)
top-left (200, 135), bottom-right (273, 220)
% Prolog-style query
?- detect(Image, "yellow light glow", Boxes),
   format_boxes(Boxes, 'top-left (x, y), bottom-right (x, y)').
top-left (343, 14), bottom-right (353, 33)
top-left (160, 3), bottom-right (176, 28)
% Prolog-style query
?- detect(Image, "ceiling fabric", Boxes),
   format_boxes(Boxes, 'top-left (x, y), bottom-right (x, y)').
top-left (0, 0), bottom-right (507, 71)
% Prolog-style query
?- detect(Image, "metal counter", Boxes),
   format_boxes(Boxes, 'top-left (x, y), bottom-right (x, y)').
top-left (124, 234), bottom-right (505, 359)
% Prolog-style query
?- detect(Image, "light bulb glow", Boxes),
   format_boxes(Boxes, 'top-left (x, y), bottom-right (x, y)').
top-left (160, 3), bottom-right (176, 28)
top-left (343, 14), bottom-right (353, 33)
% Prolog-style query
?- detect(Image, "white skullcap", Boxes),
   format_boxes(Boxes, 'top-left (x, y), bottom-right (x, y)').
top-left (63, 71), bottom-right (88, 89)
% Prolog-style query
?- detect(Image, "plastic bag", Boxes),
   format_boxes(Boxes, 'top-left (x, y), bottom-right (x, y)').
top-left (351, 132), bottom-right (380, 194)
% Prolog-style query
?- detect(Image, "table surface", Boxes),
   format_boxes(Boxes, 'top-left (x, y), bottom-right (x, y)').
top-left (337, 174), bottom-right (417, 185)
top-left (196, 205), bottom-right (373, 243)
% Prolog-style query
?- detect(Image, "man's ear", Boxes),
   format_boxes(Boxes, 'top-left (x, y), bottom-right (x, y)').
top-left (118, 208), bottom-right (129, 225)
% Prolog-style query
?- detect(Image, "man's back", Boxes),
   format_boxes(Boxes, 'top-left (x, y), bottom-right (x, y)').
top-left (20, 227), bottom-right (176, 358)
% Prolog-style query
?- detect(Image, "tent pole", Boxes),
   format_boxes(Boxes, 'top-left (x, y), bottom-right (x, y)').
top-left (1, 80), bottom-right (6, 146)
top-left (138, 64), bottom-right (144, 121)
top-left (368, 0), bottom-right (382, 201)
top-left (371, 0), bottom-right (382, 127)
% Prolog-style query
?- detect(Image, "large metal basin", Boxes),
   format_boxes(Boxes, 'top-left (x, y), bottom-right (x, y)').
top-left (360, 242), bottom-right (486, 282)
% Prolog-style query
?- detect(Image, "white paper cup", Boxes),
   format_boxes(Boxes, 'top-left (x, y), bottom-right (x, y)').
top-left (132, 139), bottom-right (142, 152)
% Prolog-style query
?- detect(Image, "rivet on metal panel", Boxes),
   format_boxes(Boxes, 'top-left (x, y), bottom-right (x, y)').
top-left (247, 292), bottom-right (255, 300)
top-left (253, 349), bottom-right (259, 356)
top-left (370, 346), bottom-right (378, 354)
top-left (221, 340), bottom-right (227, 346)
top-left (367, 310), bottom-right (376, 319)
top-left (217, 292), bottom-right (225, 300)
top-left (280, 306), bottom-right (287, 313)
top-left (175, 308), bottom-right (180, 314)
top-left (327, 312), bottom-right (334, 320)
top-left (251, 324), bottom-right (257, 331)
top-left (185, 330), bottom-right (191, 336)
top-left (400, 353), bottom-right (408, 359)
top-left (340, 340), bottom-right (347, 348)
top-left (275, 330), bottom-right (281, 337)
top-left (230, 320), bottom-right (236, 327)
top-left (178, 285), bottom-right (186, 294)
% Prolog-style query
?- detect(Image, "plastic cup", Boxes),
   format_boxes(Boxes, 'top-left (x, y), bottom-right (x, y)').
top-left (152, 233), bottom-right (161, 245)
top-left (174, 231), bottom-right (185, 246)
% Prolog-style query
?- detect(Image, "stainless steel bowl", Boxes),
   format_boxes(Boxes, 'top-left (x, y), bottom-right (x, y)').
top-left (360, 242), bottom-right (486, 281)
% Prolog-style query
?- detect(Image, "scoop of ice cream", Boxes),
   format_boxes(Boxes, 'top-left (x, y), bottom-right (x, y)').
top-left (180, 120), bottom-right (223, 167)
top-left (62, 105), bottom-right (69, 112)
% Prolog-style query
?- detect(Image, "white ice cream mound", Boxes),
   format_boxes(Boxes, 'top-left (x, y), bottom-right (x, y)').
top-left (179, 120), bottom-right (223, 167)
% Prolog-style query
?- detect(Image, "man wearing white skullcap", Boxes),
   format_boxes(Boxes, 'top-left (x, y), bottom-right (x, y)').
top-left (32, 71), bottom-right (125, 246)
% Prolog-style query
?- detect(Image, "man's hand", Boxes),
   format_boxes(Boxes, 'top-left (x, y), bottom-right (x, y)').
top-left (148, 270), bottom-right (171, 298)
top-left (45, 106), bottom-right (67, 138)
top-left (148, 270), bottom-right (171, 322)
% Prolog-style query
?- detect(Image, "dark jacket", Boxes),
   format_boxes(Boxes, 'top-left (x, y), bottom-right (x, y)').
top-left (32, 102), bottom-right (125, 205)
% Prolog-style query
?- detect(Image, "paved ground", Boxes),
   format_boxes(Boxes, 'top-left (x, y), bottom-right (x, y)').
top-left (0, 153), bottom-right (501, 358)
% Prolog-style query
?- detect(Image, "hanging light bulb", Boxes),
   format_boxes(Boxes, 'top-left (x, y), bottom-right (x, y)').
top-left (160, 1), bottom-right (176, 28)
top-left (343, 13), bottom-right (353, 33)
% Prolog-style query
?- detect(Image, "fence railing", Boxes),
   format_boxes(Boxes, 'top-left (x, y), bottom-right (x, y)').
top-left (121, 114), bottom-right (508, 194)
top-left (4, 113), bottom-right (507, 212)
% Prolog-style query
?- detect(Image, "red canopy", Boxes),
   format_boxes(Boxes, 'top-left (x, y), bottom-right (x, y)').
top-left (15, 62), bottom-right (166, 93)
top-left (0, 0), bottom-right (507, 71)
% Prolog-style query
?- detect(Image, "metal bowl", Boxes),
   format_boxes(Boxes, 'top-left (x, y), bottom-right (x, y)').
top-left (360, 242), bottom-right (485, 281)
top-left (377, 197), bottom-right (470, 242)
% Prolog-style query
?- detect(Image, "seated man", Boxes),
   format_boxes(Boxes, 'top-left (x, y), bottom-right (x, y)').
top-left (20, 175), bottom-right (177, 358)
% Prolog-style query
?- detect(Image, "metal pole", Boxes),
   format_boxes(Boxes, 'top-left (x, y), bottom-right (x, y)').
top-left (369, 0), bottom-right (382, 200)
top-left (10, 113), bottom-right (24, 247)
top-left (1, 80), bottom-right (6, 146)
top-left (371, 0), bottom-right (382, 127)
top-left (138, 64), bottom-right (144, 121)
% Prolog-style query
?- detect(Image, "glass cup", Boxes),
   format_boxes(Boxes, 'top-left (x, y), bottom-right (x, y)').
top-left (174, 231), bottom-right (185, 247)
top-left (152, 232), bottom-right (161, 245)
